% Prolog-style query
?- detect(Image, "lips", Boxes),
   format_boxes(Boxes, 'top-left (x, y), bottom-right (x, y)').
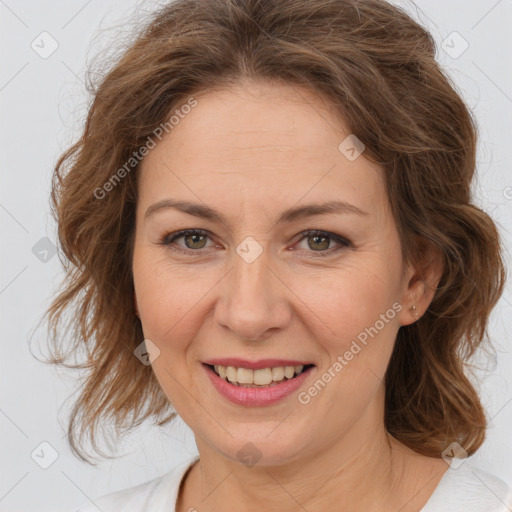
top-left (203, 358), bottom-right (314, 370)
top-left (202, 358), bottom-right (316, 406)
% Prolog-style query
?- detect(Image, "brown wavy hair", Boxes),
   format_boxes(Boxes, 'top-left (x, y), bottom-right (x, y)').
top-left (42, 0), bottom-right (506, 464)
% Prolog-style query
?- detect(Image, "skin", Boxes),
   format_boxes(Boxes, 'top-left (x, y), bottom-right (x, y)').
top-left (132, 79), bottom-right (448, 512)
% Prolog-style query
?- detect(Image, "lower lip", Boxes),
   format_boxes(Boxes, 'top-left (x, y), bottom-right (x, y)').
top-left (203, 364), bottom-right (315, 407)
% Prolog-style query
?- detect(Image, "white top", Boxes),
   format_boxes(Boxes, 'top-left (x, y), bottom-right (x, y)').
top-left (73, 456), bottom-right (512, 512)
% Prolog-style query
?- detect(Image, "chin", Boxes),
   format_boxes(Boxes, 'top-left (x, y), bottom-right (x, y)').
top-left (201, 427), bottom-right (314, 467)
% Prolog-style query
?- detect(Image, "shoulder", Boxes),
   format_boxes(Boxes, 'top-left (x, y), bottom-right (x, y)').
top-left (72, 456), bottom-right (199, 512)
top-left (422, 461), bottom-right (512, 512)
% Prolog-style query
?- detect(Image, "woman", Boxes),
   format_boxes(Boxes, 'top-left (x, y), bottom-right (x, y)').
top-left (46, 0), bottom-right (511, 511)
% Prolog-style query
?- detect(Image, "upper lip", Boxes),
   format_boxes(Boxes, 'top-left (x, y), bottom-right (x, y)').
top-left (203, 358), bottom-right (314, 370)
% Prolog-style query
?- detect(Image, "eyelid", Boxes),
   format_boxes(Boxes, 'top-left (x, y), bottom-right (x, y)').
top-left (296, 228), bottom-right (351, 247)
top-left (160, 229), bottom-right (215, 249)
top-left (159, 228), bottom-right (352, 256)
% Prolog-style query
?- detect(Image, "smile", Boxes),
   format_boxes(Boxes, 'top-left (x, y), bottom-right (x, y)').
top-left (202, 362), bottom-right (316, 406)
top-left (209, 363), bottom-right (314, 387)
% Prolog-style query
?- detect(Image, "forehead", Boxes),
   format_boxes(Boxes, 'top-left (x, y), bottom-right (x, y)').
top-left (138, 81), bottom-right (385, 214)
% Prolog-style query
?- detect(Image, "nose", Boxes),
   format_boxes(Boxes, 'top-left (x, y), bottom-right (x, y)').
top-left (213, 251), bottom-right (292, 342)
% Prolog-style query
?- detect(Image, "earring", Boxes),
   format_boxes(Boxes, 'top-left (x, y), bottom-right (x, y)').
top-left (409, 305), bottom-right (419, 317)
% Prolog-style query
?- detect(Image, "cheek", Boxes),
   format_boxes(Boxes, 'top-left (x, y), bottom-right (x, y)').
top-left (299, 264), bottom-right (401, 388)
top-left (300, 262), bottom-right (400, 334)
top-left (135, 279), bottom-right (198, 349)
top-left (134, 246), bottom-right (199, 317)
top-left (133, 238), bottom-right (402, 353)
top-left (132, 252), bottom-right (219, 364)
top-left (300, 272), bottom-right (400, 412)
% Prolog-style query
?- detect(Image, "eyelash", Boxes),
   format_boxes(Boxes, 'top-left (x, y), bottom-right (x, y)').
top-left (159, 228), bottom-right (351, 257)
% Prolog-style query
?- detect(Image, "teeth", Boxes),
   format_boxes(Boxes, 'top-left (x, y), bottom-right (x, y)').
top-left (226, 366), bottom-right (237, 383)
top-left (271, 366), bottom-right (285, 381)
top-left (254, 368), bottom-right (272, 385)
top-left (237, 367), bottom-right (253, 384)
top-left (211, 364), bottom-right (308, 386)
top-left (284, 366), bottom-right (295, 379)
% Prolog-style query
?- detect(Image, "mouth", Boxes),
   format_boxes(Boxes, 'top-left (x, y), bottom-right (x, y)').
top-left (203, 363), bottom-right (315, 388)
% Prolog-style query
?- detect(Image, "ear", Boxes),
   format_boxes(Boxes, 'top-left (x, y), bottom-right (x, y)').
top-left (134, 291), bottom-right (140, 318)
top-left (398, 239), bottom-right (444, 327)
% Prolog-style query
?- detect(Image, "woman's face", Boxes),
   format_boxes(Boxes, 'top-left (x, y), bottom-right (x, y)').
top-left (132, 80), bottom-right (418, 465)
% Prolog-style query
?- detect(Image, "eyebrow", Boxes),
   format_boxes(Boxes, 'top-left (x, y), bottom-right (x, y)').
top-left (144, 199), bottom-right (369, 225)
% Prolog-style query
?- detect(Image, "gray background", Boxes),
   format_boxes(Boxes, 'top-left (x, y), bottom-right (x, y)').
top-left (0, 1), bottom-right (511, 511)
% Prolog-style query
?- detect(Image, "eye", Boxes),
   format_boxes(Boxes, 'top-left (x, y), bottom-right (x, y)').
top-left (160, 229), bottom-right (216, 252)
top-left (294, 229), bottom-right (351, 256)
top-left (159, 228), bottom-right (351, 256)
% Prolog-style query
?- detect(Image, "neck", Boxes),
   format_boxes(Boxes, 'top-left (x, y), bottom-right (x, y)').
top-left (177, 390), bottom-right (447, 512)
